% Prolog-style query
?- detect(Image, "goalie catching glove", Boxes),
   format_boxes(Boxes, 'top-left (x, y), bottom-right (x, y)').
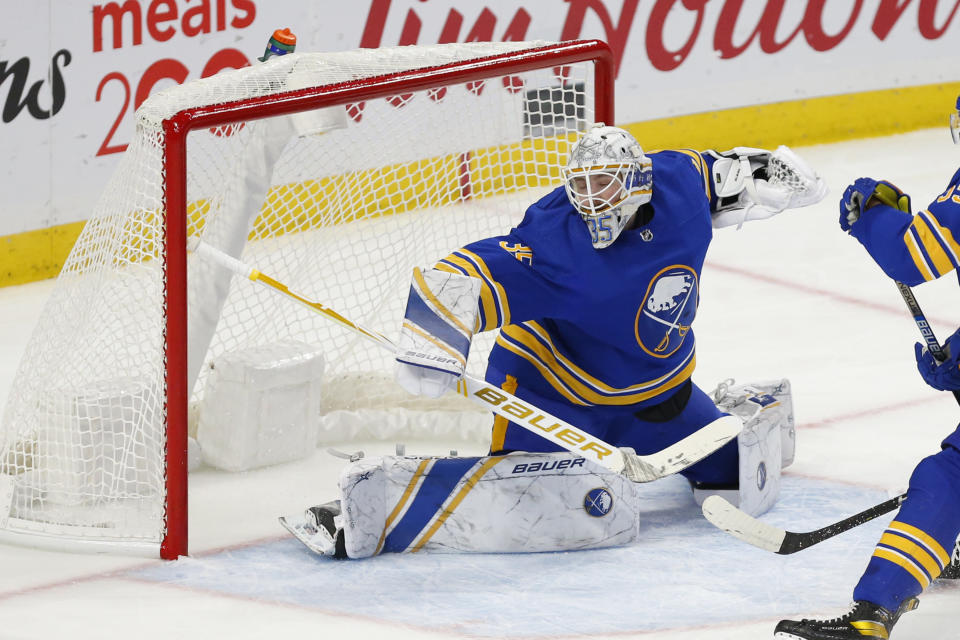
top-left (839, 177), bottom-right (912, 231)
top-left (709, 145), bottom-right (828, 229)
top-left (395, 267), bottom-right (481, 398)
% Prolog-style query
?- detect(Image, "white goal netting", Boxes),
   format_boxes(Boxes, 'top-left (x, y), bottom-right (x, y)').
top-left (0, 41), bottom-right (605, 554)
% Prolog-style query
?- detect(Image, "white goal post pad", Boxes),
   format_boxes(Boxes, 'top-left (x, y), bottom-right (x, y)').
top-left (337, 451), bottom-right (643, 558)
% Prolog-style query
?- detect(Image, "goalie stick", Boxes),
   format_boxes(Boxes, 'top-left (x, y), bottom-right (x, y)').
top-left (701, 492), bottom-right (906, 554)
top-left (188, 239), bottom-right (741, 482)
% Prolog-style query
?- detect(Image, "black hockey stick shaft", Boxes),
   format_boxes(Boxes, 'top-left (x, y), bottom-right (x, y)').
top-left (893, 281), bottom-right (960, 406)
top-left (777, 493), bottom-right (906, 554)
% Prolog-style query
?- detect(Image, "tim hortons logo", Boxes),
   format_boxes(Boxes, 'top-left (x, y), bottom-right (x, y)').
top-left (0, 50), bottom-right (71, 123)
top-left (361, 0), bottom-right (960, 74)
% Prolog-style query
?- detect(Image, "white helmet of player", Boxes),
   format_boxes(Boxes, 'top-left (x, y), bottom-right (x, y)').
top-left (563, 123), bottom-right (653, 249)
top-left (951, 95), bottom-right (960, 145)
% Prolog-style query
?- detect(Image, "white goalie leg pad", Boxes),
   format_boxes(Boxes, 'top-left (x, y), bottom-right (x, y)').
top-left (395, 267), bottom-right (481, 399)
top-left (709, 378), bottom-right (796, 516)
top-left (338, 452), bottom-right (642, 558)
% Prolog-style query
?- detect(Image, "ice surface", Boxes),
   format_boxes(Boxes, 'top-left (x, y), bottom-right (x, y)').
top-left (0, 130), bottom-right (957, 639)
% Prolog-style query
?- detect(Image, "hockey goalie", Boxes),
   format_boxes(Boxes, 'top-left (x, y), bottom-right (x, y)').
top-left (281, 124), bottom-right (826, 559)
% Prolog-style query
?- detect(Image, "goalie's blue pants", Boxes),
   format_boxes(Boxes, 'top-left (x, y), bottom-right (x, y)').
top-left (853, 425), bottom-right (960, 611)
top-left (486, 367), bottom-right (739, 486)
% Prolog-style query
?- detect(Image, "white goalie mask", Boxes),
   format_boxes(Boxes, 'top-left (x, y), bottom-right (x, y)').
top-left (563, 123), bottom-right (653, 249)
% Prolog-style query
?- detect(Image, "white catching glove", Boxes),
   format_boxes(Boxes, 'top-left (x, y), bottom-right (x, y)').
top-left (711, 145), bottom-right (828, 229)
top-left (395, 267), bottom-right (482, 399)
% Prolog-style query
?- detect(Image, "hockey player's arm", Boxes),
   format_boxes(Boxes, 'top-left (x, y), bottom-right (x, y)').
top-left (703, 147), bottom-right (828, 229)
top-left (395, 235), bottom-right (555, 397)
top-left (840, 177), bottom-right (945, 286)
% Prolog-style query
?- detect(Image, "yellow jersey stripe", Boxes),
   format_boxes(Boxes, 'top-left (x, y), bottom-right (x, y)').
top-left (878, 532), bottom-right (942, 579)
top-left (491, 375), bottom-right (518, 453)
top-left (458, 248), bottom-right (511, 326)
top-left (495, 334), bottom-right (590, 406)
top-left (441, 254), bottom-right (499, 330)
top-left (903, 228), bottom-right (937, 281)
top-left (888, 521), bottom-right (951, 565)
top-left (411, 457), bottom-right (504, 552)
top-left (910, 214), bottom-right (954, 276)
top-left (675, 149), bottom-right (711, 200)
top-left (524, 321), bottom-right (693, 394)
top-left (412, 267), bottom-right (473, 337)
top-left (375, 458), bottom-right (431, 556)
top-left (501, 324), bottom-right (696, 405)
top-left (873, 547), bottom-right (931, 589)
top-left (919, 209), bottom-right (960, 267)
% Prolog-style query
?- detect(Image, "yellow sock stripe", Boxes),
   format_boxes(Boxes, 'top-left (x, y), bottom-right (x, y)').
top-left (879, 532), bottom-right (943, 579)
top-left (411, 267), bottom-right (473, 337)
top-left (374, 459), bottom-right (432, 556)
top-left (501, 324), bottom-right (697, 405)
top-left (873, 547), bottom-right (931, 589)
top-left (401, 321), bottom-right (467, 368)
top-left (441, 254), bottom-right (501, 330)
top-left (887, 521), bottom-right (950, 565)
top-left (909, 214), bottom-right (955, 276)
top-left (490, 375), bottom-right (518, 453)
top-left (849, 620), bottom-right (889, 639)
top-left (411, 457), bottom-right (504, 552)
top-left (902, 230), bottom-right (937, 281)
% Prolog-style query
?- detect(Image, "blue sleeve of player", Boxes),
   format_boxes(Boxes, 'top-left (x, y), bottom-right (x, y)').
top-left (850, 169), bottom-right (960, 285)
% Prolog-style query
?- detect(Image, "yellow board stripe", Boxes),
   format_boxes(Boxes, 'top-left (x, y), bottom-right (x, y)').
top-left (411, 266), bottom-right (473, 337)
top-left (873, 547), bottom-right (931, 589)
top-left (375, 459), bottom-right (432, 556)
top-left (411, 457), bottom-right (504, 552)
top-left (878, 532), bottom-right (942, 579)
top-left (888, 521), bottom-right (950, 565)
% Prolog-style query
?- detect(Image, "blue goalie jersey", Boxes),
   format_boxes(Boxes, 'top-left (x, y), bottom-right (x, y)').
top-left (849, 167), bottom-right (960, 285)
top-left (434, 150), bottom-right (716, 412)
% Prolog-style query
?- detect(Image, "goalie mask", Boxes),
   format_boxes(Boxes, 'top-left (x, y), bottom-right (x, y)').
top-left (563, 124), bottom-right (653, 249)
top-left (951, 95), bottom-right (960, 145)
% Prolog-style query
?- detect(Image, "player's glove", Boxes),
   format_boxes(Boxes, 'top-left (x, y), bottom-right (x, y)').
top-left (914, 328), bottom-right (960, 391)
top-left (839, 177), bottom-right (912, 231)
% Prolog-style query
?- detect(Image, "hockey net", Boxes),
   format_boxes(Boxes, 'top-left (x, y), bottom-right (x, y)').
top-left (0, 40), bottom-right (612, 557)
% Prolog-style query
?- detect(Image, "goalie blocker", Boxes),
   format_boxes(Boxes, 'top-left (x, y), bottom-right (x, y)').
top-left (282, 378), bottom-right (795, 558)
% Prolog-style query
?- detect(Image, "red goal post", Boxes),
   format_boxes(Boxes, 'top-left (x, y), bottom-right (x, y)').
top-left (0, 40), bottom-right (614, 559)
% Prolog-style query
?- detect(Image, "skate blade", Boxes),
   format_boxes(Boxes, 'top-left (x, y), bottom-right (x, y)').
top-left (278, 513), bottom-right (336, 556)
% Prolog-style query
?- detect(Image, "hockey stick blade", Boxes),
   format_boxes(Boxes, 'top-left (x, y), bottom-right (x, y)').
top-left (702, 493), bottom-right (906, 555)
top-left (621, 415), bottom-right (742, 483)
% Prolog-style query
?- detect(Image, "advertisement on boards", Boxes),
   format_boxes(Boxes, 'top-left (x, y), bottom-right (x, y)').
top-left (1, 0), bottom-right (959, 279)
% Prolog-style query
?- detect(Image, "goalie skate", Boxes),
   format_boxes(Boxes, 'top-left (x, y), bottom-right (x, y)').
top-left (278, 500), bottom-right (347, 558)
